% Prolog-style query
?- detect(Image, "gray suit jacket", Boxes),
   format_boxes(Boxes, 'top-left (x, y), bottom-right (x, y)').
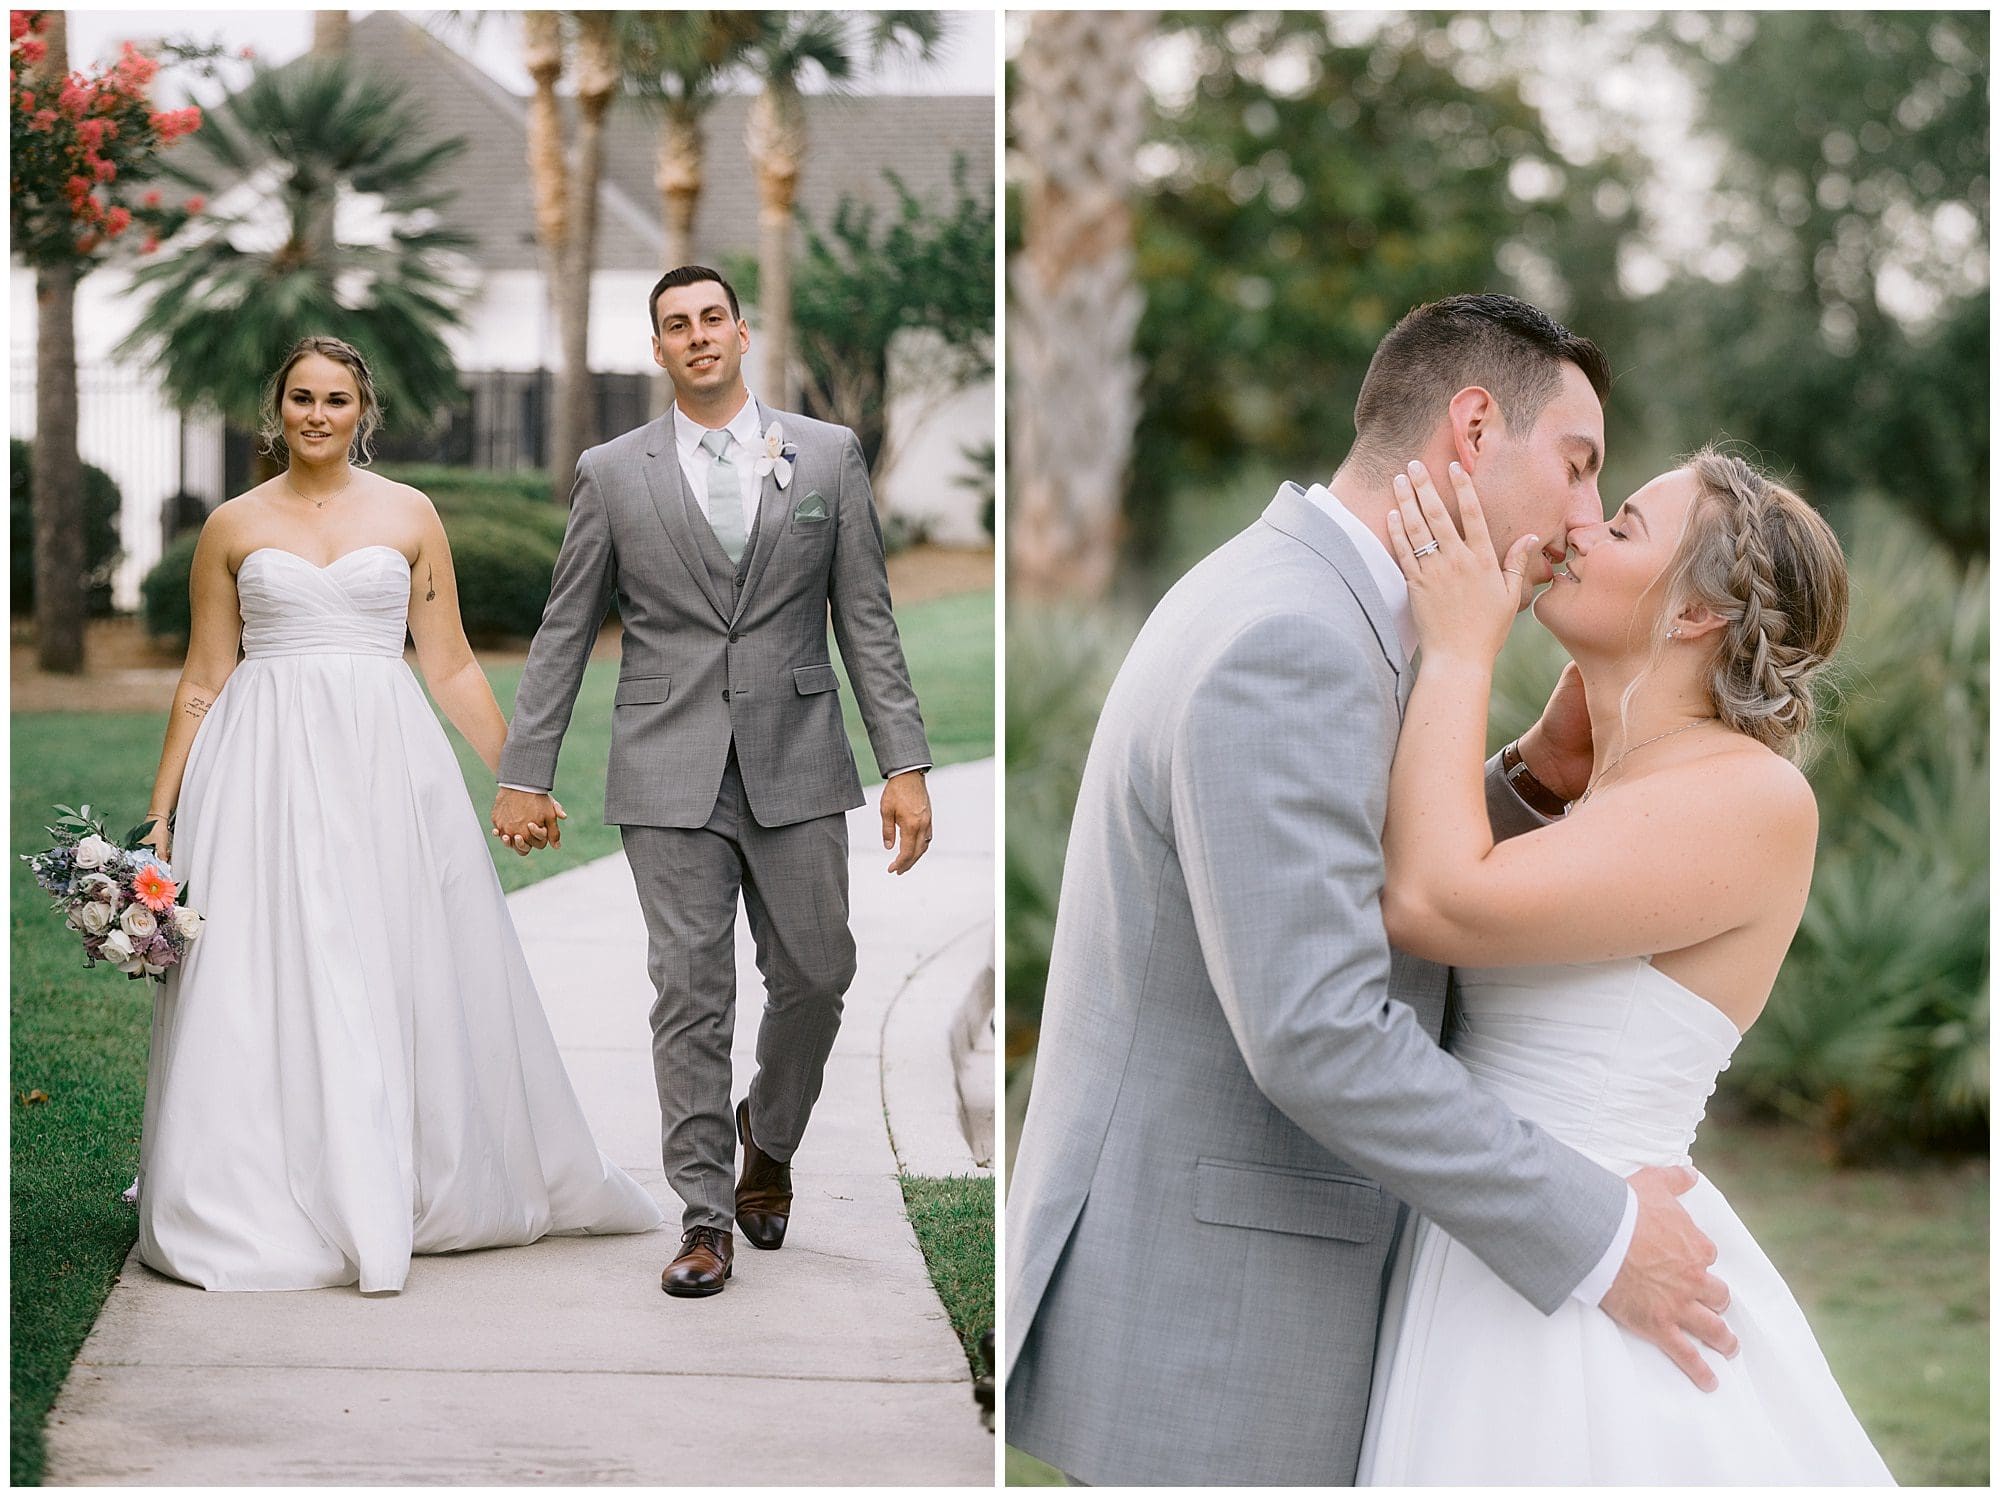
top-left (1004, 486), bottom-right (1626, 1486)
top-left (498, 401), bottom-right (930, 828)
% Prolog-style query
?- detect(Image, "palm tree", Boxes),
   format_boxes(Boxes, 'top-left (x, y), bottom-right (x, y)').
top-left (119, 60), bottom-right (472, 480)
top-left (1008, 11), bottom-right (1154, 601)
top-left (548, 11), bottom-right (621, 508)
top-left (740, 12), bottom-right (942, 408)
top-left (618, 12), bottom-right (762, 413)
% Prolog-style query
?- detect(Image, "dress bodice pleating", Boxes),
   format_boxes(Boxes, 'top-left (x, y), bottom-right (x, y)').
top-left (235, 546), bottom-right (412, 660)
top-left (1451, 958), bottom-right (1743, 1173)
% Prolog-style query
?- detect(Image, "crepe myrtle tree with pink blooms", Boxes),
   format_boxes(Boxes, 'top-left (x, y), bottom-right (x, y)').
top-left (10, 10), bottom-right (206, 673)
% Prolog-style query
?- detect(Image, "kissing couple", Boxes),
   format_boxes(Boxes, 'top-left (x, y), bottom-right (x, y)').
top-left (132, 264), bottom-right (933, 1302)
top-left (1006, 294), bottom-right (1892, 1484)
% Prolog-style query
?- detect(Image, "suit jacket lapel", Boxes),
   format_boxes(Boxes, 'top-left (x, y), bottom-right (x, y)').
top-left (642, 408), bottom-right (730, 623)
top-left (732, 397), bottom-right (787, 623)
top-left (1260, 483), bottom-right (1411, 712)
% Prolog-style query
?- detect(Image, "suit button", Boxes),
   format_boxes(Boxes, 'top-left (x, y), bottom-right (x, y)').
top-left (721, 690), bottom-right (730, 702)
top-left (733, 574), bottom-right (744, 588)
top-left (729, 631), bottom-right (739, 642)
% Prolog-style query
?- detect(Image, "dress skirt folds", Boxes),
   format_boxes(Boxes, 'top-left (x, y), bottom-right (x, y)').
top-left (136, 546), bottom-right (660, 1293)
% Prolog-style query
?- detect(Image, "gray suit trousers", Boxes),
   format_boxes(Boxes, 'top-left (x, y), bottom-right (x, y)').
top-left (621, 747), bottom-right (857, 1231)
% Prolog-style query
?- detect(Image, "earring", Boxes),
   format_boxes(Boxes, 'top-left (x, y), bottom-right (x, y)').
top-left (1666, 626), bottom-right (1681, 640)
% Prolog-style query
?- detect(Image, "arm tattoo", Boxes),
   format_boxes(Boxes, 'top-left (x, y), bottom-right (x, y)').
top-left (426, 564), bottom-right (437, 603)
top-left (185, 695), bottom-right (212, 721)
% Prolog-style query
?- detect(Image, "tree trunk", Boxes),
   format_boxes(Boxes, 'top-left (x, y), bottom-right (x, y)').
top-left (32, 14), bottom-right (86, 674)
top-left (747, 83), bottom-right (803, 409)
top-left (311, 11), bottom-right (350, 57)
top-left (652, 105), bottom-right (703, 414)
top-left (34, 261), bottom-right (86, 674)
top-left (551, 12), bottom-right (617, 505)
top-left (1008, 11), bottom-right (1154, 602)
top-left (522, 11), bottom-right (571, 503)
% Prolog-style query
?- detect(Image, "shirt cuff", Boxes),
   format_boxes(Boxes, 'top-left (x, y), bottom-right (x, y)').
top-left (883, 764), bottom-right (932, 778)
top-left (497, 782), bottom-right (549, 795)
top-left (1572, 1183), bottom-right (1640, 1306)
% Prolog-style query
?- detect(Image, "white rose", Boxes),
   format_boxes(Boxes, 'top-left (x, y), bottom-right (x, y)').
top-left (99, 928), bottom-right (138, 966)
top-left (172, 905), bottom-right (204, 940)
top-left (120, 905), bottom-right (158, 941)
top-left (73, 834), bottom-right (116, 870)
top-left (77, 872), bottom-right (120, 905)
top-left (72, 901), bottom-right (115, 937)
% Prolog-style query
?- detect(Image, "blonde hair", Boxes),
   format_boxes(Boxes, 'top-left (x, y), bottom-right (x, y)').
top-left (259, 336), bottom-right (385, 466)
top-left (1644, 446), bottom-right (1849, 761)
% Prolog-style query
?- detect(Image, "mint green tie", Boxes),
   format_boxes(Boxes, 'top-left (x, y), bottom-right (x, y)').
top-left (699, 429), bottom-right (749, 564)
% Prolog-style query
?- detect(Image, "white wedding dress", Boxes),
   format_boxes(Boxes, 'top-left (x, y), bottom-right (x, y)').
top-left (1357, 956), bottom-right (1894, 1485)
top-left (136, 545), bottom-right (662, 1293)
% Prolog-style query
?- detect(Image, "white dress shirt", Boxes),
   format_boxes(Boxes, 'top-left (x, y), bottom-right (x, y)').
top-left (1301, 481), bottom-right (1638, 1307)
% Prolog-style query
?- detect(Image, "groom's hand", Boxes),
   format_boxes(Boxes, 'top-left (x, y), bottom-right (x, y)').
top-left (491, 788), bottom-right (565, 857)
top-left (1517, 661), bottom-right (1594, 804)
top-left (880, 770), bottom-right (933, 874)
top-left (1601, 1164), bottom-right (1737, 1392)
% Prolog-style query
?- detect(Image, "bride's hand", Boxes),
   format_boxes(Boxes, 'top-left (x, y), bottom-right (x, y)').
top-left (1386, 459), bottom-right (1542, 666)
top-left (140, 811), bottom-right (172, 866)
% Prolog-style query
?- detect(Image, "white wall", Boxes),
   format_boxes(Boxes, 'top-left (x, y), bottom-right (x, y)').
top-left (875, 328), bottom-right (995, 546)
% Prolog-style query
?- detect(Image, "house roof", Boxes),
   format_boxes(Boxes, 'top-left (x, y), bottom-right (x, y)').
top-left (343, 12), bottom-right (994, 277)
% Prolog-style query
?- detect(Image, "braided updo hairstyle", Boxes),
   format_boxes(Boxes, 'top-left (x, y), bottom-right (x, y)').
top-left (1658, 447), bottom-right (1848, 761)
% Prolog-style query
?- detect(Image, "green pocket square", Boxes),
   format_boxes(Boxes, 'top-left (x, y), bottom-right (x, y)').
top-left (793, 492), bottom-right (829, 520)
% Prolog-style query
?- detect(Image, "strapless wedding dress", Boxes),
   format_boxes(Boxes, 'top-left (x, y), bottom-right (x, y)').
top-left (1357, 956), bottom-right (1894, 1485)
top-left (136, 545), bottom-right (661, 1292)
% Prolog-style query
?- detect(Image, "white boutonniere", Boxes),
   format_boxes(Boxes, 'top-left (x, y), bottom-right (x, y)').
top-left (753, 421), bottom-right (798, 490)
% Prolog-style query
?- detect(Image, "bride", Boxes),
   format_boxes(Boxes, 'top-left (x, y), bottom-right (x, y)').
top-left (133, 336), bottom-right (662, 1293)
top-left (1356, 451), bottom-right (1891, 1482)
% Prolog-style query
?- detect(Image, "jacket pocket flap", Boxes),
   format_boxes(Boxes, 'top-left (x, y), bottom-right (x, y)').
top-left (793, 662), bottom-right (840, 695)
top-left (1192, 1156), bottom-right (1381, 1242)
top-left (614, 675), bottom-right (671, 706)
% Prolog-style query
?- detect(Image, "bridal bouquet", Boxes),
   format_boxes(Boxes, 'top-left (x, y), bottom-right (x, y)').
top-left (22, 804), bottom-right (203, 983)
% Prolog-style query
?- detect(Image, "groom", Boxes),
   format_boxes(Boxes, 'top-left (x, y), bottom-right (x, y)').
top-left (1006, 295), bottom-right (1735, 1483)
top-left (493, 265), bottom-right (934, 1298)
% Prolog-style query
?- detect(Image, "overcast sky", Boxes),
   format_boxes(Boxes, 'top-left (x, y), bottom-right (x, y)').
top-left (67, 9), bottom-right (998, 105)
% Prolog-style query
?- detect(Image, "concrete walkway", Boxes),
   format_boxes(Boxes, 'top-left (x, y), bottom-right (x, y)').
top-left (43, 761), bottom-right (995, 1486)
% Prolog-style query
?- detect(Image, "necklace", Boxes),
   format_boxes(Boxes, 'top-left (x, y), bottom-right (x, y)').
top-left (1570, 716), bottom-right (1718, 812)
top-left (285, 468), bottom-right (354, 511)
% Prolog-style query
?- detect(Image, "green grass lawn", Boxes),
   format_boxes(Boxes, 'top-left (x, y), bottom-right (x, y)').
top-left (9, 589), bottom-right (993, 1486)
top-left (900, 1173), bottom-right (995, 1388)
top-left (1005, 1118), bottom-right (1987, 1485)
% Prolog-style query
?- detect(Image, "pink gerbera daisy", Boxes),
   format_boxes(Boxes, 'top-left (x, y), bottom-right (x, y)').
top-left (132, 865), bottom-right (178, 912)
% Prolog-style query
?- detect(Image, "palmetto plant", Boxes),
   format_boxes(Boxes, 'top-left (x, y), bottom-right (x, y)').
top-left (119, 60), bottom-right (472, 459)
top-left (740, 11), bottom-right (942, 408)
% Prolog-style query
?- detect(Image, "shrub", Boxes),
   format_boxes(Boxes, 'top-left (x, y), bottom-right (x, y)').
top-left (141, 526), bottom-right (201, 641)
top-left (445, 514), bottom-right (562, 644)
top-left (11, 437), bottom-right (123, 617)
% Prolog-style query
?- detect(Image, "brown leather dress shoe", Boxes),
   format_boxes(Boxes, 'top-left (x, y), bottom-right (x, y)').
top-left (661, 1225), bottom-right (733, 1297)
top-left (735, 1098), bottom-right (793, 1250)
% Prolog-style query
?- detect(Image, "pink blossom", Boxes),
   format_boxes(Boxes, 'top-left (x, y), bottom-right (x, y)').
top-left (11, 12), bottom-right (34, 43)
top-left (183, 193), bottom-right (204, 214)
top-left (104, 204), bottom-right (131, 236)
top-left (142, 188), bottom-right (160, 207)
top-left (16, 34), bottom-right (42, 64)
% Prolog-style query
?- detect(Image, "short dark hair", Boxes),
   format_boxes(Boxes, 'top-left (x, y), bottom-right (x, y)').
top-left (648, 265), bottom-right (740, 333)
top-left (1351, 293), bottom-right (1612, 471)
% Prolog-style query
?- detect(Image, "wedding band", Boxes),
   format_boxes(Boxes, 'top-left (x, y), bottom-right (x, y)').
top-left (1412, 541), bottom-right (1441, 559)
